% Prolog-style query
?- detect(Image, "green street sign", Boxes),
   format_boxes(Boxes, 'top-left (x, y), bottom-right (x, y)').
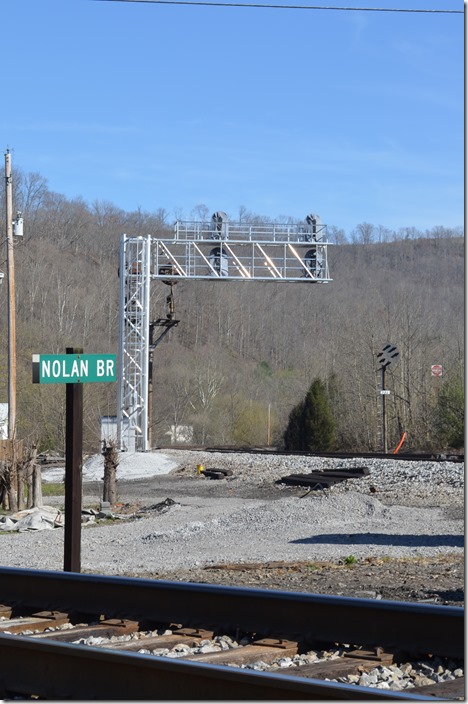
top-left (32, 354), bottom-right (117, 384)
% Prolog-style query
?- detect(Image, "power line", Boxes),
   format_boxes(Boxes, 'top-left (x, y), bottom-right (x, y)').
top-left (94, 0), bottom-right (463, 12)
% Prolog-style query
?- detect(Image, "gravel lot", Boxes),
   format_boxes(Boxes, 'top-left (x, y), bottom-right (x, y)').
top-left (0, 449), bottom-right (463, 605)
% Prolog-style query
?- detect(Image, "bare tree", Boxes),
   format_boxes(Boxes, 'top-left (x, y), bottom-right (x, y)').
top-left (102, 440), bottom-right (119, 505)
top-left (327, 225), bottom-right (348, 244)
top-left (190, 204), bottom-right (210, 223)
top-left (351, 222), bottom-right (375, 244)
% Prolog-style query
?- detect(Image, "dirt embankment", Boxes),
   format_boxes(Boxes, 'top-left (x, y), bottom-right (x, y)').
top-left (121, 554), bottom-right (464, 606)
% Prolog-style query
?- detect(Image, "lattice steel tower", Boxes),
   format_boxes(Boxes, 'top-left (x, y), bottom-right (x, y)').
top-left (118, 212), bottom-right (332, 451)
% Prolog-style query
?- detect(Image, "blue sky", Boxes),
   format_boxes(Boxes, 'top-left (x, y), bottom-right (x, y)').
top-left (2, 0), bottom-right (464, 234)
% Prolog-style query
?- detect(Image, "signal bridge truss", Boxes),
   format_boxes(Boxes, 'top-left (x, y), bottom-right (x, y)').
top-left (118, 216), bottom-right (333, 451)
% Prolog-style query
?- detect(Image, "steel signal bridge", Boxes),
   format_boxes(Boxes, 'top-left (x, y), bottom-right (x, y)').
top-left (118, 212), bottom-right (332, 451)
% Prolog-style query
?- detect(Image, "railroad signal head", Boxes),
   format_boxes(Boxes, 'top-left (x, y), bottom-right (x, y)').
top-left (377, 343), bottom-right (400, 370)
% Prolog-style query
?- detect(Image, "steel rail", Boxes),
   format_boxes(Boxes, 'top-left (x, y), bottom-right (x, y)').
top-left (202, 447), bottom-right (464, 461)
top-left (0, 633), bottom-right (433, 701)
top-left (163, 446), bottom-right (463, 462)
top-left (0, 568), bottom-right (463, 658)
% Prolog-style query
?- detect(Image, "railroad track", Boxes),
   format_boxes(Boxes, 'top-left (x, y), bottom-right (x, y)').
top-left (0, 568), bottom-right (463, 700)
top-left (158, 446), bottom-right (464, 462)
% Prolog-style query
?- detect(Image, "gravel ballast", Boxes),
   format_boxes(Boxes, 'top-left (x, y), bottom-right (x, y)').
top-left (0, 450), bottom-right (463, 575)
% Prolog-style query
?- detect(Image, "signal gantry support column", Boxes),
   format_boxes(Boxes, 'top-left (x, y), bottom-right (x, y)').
top-left (118, 235), bottom-right (152, 452)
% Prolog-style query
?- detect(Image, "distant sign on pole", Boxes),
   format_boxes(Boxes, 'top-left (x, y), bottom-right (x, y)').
top-left (431, 364), bottom-right (443, 377)
top-left (32, 354), bottom-right (117, 384)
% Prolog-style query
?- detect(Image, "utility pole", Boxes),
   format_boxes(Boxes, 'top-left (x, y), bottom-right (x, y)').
top-left (267, 403), bottom-right (271, 447)
top-left (5, 149), bottom-right (16, 441)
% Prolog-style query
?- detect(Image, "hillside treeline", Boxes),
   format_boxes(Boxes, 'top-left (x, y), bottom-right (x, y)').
top-left (0, 169), bottom-right (464, 453)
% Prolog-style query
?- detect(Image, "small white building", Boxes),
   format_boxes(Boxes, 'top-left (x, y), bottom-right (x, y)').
top-left (165, 425), bottom-right (193, 444)
top-left (0, 404), bottom-right (8, 440)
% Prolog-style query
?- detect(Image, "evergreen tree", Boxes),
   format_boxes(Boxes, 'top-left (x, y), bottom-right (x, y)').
top-left (283, 401), bottom-right (305, 450)
top-left (434, 374), bottom-right (464, 449)
top-left (283, 378), bottom-right (336, 451)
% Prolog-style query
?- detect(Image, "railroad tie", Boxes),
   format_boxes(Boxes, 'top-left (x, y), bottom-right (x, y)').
top-left (182, 638), bottom-right (298, 666)
top-left (31, 618), bottom-right (139, 641)
top-left (281, 647), bottom-right (394, 681)
top-left (277, 467), bottom-right (370, 489)
top-left (0, 611), bottom-right (69, 635)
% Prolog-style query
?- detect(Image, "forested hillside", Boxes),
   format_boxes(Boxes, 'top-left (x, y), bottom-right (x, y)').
top-left (0, 170), bottom-right (464, 453)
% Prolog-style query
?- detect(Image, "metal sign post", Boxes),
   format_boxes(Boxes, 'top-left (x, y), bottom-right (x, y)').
top-left (64, 348), bottom-right (83, 572)
top-left (33, 350), bottom-right (117, 572)
top-left (381, 367), bottom-right (388, 454)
